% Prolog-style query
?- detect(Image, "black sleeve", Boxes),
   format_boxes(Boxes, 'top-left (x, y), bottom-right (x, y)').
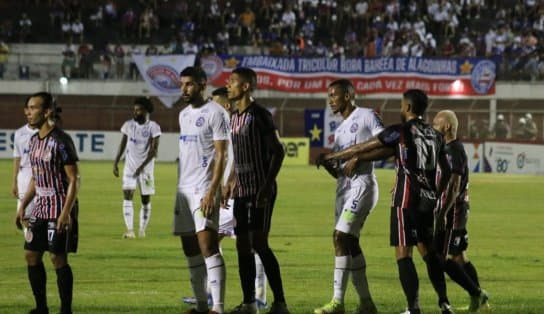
top-left (256, 106), bottom-right (277, 136)
top-left (377, 124), bottom-right (402, 147)
top-left (58, 131), bottom-right (79, 165)
top-left (449, 144), bottom-right (466, 175)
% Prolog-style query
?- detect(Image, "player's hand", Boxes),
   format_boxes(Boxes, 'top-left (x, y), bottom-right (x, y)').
top-left (200, 191), bottom-right (216, 218)
top-left (256, 183), bottom-right (272, 208)
top-left (113, 164), bottom-right (119, 177)
top-left (11, 183), bottom-right (18, 198)
top-left (343, 157), bottom-right (359, 176)
top-left (15, 207), bottom-right (26, 230)
top-left (134, 167), bottom-right (143, 177)
top-left (221, 184), bottom-right (231, 208)
top-left (315, 153), bottom-right (327, 169)
top-left (435, 213), bottom-right (446, 232)
top-left (56, 212), bottom-right (72, 232)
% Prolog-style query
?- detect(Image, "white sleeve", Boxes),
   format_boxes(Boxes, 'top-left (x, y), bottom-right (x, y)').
top-left (151, 121), bottom-right (162, 137)
top-left (367, 110), bottom-right (385, 136)
top-left (211, 109), bottom-right (230, 141)
top-left (13, 131), bottom-right (21, 158)
top-left (120, 121), bottom-right (130, 135)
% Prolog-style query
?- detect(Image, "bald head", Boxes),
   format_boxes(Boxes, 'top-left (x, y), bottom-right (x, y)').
top-left (433, 110), bottom-right (458, 140)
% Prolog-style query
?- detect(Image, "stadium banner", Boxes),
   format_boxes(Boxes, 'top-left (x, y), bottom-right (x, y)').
top-left (280, 137), bottom-right (309, 165)
top-left (324, 105), bottom-right (344, 149)
top-left (304, 109), bottom-right (324, 147)
top-left (132, 54), bottom-right (196, 108)
top-left (201, 55), bottom-right (496, 96)
top-left (463, 142), bottom-right (485, 173)
top-left (483, 142), bottom-right (544, 174)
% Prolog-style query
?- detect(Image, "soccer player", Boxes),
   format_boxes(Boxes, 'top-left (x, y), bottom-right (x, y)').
top-left (12, 99), bottom-right (38, 231)
top-left (322, 89), bottom-right (452, 314)
top-left (113, 97), bottom-right (161, 238)
top-left (225, 67), bottom-right (290, 314)
top-left (174, 66), bottom-right (228, 314)
top-left (314, 79), bottom-right (383, 314)
top-left (15, 92), bottom-right (80, 314)
top-left (432, 110), bottom-right (489, 312)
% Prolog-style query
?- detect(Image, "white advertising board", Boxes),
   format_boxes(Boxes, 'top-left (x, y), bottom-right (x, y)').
top-left (483, 142), bottom-right (544, 174)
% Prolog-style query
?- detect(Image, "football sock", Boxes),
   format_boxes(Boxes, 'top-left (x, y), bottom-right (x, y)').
top-left (256, 247), bottom-right (286, 303)
top-left (254, 253), bottom-right (267, 303)
top-left (333, 255), bottom-right (351, 302)
top-left (28, 262), bottom-right (47, 310)
top-left (463, 261), bottom-right (481, 288)
top-left (238, 252), bottom-right (256, 303)
top-left (423, 254), bottom-right (449, 305)
top-left (205, 253), bottom-right (226, 313)
top-left (397, 257), bottom-right (420, 311)
top-left (139, 203), bottom-right (151, 232)
top-left (122, 200), bottom-right (134, 231)
top-left (351, 253), bottom-right (372, 300)
top-left (444, 259), bottom-right (480, 296)
top-left (187, 254), bottom-right (208, 312)
top-left (56, 265), bottom-right (73, 314)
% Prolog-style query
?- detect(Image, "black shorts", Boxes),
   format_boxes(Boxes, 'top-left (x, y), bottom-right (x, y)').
top-left (433, 228), bottom-right (469, 256)
top-left (233, 185), bottom-right (276, 235)
top-left (390, 206), bottom-right (434, 247)
top-left (24, 206), bottom-right (79, 254)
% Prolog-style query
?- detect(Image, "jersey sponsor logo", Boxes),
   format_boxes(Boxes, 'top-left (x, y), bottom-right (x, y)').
top-left (146, 65), bottom-right (180, 93)
top-left (195, 116), bottom-right (205, 127)
top-left (43, 149), bottom-right (52, 162)
top-left (470, 60), bottom-right (496, 94)
top-left (350, 123), bottom-right (359, 133)
top-left (179, 134), bottom-right (198, 142)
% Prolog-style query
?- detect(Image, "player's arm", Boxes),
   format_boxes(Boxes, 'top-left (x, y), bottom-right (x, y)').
top-left (315, 150), bottom-right (339, 179)
top-left (15, 177), bottom-right (35, 230)
top-left (57, 163), bottom-right (81, 232)
top-left (436, 173), bottom-right (461, 231)
top-left (11, 157), bottom-right (21, 198)
top-left (256, 130), bottom-right (285, 208)
top-left (135, 135), bottom-right (160, 176)
top-left (113, 134), bottom-right (128, 177)
top-left (202, 139), bottom-right (227, 217)
top-left (325, 137), bottom-right (385, 161)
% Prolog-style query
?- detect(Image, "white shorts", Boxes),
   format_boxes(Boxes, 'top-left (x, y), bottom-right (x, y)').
top-left (17, 170), bottom-right (35, 218)
top-left (219, 199), bottom-right (235, 237)
top-left (335, 175), bottom-right (379, 238)
top-left (172, 189), bottom-right (219, 236)
top-left (122, 165), bottom-right (155, 195)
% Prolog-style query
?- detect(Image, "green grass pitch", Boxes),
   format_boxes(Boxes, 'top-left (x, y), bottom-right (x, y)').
top-left (1, 160), bottom-right (543, 313)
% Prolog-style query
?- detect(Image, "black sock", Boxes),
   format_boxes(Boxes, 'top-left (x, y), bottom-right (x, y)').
top-left (28, 262), bottom-right (47, 311)
top-left (463, 261), bottom-right (481, 288)
top-left (56, 265), bottom-right (73, 314)
top-left (256, 247), bottom-right (285, 303)
top-left (423, 254), bottom-right (449, 305)
top-left (238, 253), bottom-right (256, 304)
top-left (397, 257), bottom-right (419, 311)
top-left (444, 259), bottom-right (480, 296)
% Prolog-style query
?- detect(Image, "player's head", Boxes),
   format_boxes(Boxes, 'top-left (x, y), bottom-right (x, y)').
top-left (401, 89), bottom-right (428, 122)
top-left (180, 66), bottom-right (207, 104)
top-left (26, 92), bottom-right (61, 128)
top-left (133, 97), bottom-right (153, 123)
top-left (211, 86), bottom-right (232, 112)
top-left (226, 67), bottom-right (257, 102)
top-left (433, 110), bottom-right (458, 139)
top-left (328, 79), bottom-right (355, 114)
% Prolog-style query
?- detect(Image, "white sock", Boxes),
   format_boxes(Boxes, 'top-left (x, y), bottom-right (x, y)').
top-left (205, 253), bottom-right (226, 313)
top-left (255, 253), bottom-right (267, 304)
top-left (333, 255), bottom-right (351, 302)
top-left (351, 253), bottom-right (372, 300)
top-left (187, 254), bottom-right (208, 312)
top-left (139, 203), bottom-right (151, 232)
top-left (122, 200), bottom-right (134, 231)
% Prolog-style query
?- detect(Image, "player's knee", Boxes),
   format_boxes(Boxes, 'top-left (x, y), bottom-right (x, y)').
top-left (24, 251), bottom-right (42, 266)
top-left (49, 253), bottom-right (68, 269)
top-left (123, 190), bottom-right (134, 200)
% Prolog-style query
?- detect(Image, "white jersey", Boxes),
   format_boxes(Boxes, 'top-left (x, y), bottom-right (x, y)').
top-left (333, 107), bottom-right (384, 189)
top-left (178, 101), bottom-right (230, 192)
top-left (13, 124), bottom-right (37, 168)
top-left (120, 119), bottom-right (162, 173)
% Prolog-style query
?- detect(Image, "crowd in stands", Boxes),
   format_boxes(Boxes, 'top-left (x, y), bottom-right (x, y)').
top-left (0, 0), bottom-right (544, 80)
top-left (469, 112), bottom-right (539, 141)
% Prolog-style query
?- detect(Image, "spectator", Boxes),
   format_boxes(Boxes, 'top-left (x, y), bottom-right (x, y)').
top-left (514, 117), bottom-right (528, 140)
top-left (100, 44), bottom-right (113, 80)
top-left (139, 7), bottom-right (158, 39)
top-left (61, 17), bottom-right (72, 41)
top-left (89, 6), bottom-right (104, 27)
top-left (71, 18), bottom-right (84, 44)
top-left (113, 43), bottom-right (125, 79)
top-left (61, 43), bottom-right (77, 79)
top-left (121, 8), bottom-right (137, 40)
top-left (0, 39), bottom-right (8, 79)
top-left (524, 113), bottom-right (538, 140)
top-left (18, 13), bottom-right (32, 42)
top-left (492, 114), bottom-right (510, 139)
top-left (127, 44), bottom-right (141, 80)
top-left (77, 41), bottom-right (93, 79)
top-left (240, 6), bottom-right (256, 44)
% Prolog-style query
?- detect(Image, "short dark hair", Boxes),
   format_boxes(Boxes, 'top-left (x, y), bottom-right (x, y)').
top-left (134, 97), bottom-right (154, 113)
top-left (232, 67), bottom-right (257, 91)
top-left (403, 89), bottom-right (428, 116)
top-left (30, 91), bottom-right (62, 120)
top-left (180, 66), bottom-right (207, 83)
top-left (328, 79), bottom-right (355, 98)
top-left (211, 87), bottom-right (228, 97)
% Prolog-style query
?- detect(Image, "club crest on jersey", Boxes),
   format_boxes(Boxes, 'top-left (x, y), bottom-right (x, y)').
top-left (141, 129), bottom-right (150, 137)
top-left (350, 123), bottom-right (359, 133)
top-left (195, 116), bottom-right (205, 127)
